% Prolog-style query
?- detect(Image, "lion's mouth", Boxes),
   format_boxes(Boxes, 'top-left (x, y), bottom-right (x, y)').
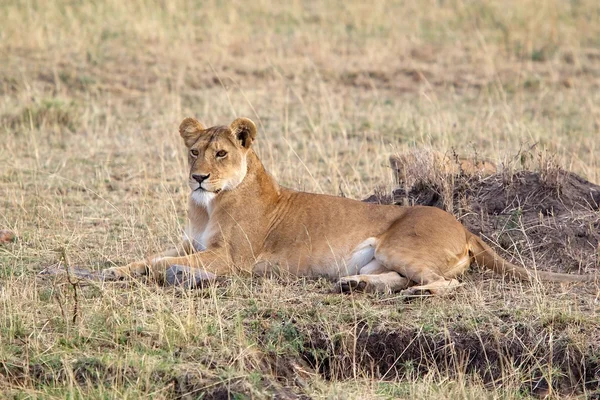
top-left (195, 186), bottom-right (222, 194)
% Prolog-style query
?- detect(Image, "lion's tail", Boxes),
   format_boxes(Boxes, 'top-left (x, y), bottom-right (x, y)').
top-left (467, 232), bottom-right (594, 283)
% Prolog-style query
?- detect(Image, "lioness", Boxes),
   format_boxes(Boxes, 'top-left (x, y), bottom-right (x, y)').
top-left (103, 118), bottom-right (594, 294)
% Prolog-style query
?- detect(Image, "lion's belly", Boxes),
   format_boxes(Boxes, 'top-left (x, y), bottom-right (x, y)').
top-left (263, 237), bottom-right (379, 279)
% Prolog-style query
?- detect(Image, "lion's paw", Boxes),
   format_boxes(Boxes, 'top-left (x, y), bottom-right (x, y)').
top-left (101, 267), bottom-right (127, 281)
top-left (164, 265), bottom-right (216, 289)
top-left (400, 286), bottom-right (432, 297)
top-left (336, 276), bottom-right (368, 293)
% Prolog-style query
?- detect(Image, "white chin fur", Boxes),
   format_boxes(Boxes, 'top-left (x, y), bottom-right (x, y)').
top-left (191, 190), bottom-right (217, 210)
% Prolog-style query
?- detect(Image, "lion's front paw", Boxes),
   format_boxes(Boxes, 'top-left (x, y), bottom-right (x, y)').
top-left (101, 266), bottom-right (127, 281)
top-left (336, 276), bottom-right (368, 293)
top-left (164, 265), bottom-right (216, 289)
top-left (102, 261), bottom-right (148, 281)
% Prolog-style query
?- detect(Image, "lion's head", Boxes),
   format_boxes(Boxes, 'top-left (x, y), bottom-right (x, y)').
top-left (179, 117), bottom-right (257, 208)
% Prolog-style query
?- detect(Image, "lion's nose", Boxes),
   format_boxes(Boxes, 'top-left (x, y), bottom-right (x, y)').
top-left (192, 174), bottom-right (210, 184)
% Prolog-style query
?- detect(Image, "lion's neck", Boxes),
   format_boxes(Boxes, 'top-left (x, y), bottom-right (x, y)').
top-left (234, 150), bottom-right (280, 201)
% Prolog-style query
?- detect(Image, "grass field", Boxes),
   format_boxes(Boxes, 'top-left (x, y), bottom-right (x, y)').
top-left (1, 0), bottom-right (600, 398)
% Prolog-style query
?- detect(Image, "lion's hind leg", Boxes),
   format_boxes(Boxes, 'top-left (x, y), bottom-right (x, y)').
top-left (398, 252), bottom-right (468, 296)
top-left (371, 212), bottom-right (472, 296)
top-left (337, 260), bottom-right (410, 293)
top-left (337, 272), bottom-right (411, 293)
top-left (401, 279), bottom-right (463, 296)
top-left (374, 245), bottom-right (465, 296)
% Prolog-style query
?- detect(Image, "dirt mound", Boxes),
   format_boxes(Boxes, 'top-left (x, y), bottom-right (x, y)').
top-left (364, 169), bottom-right (600, 274)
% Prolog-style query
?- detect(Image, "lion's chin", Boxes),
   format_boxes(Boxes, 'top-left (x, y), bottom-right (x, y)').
top-left (191, 190), bottom-right (217, 210)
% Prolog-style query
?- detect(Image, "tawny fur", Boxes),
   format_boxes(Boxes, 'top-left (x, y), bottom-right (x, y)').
top-left (103, 118), bottom-right (594, 295)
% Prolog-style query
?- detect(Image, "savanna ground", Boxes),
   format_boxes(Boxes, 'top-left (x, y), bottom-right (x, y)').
top-left (1, 0), bottom-right (600, 398)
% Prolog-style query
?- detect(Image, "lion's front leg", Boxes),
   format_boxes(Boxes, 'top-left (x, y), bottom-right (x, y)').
top-left (103, 246), bottom-right (233, 288)
top-left (102, 240), bottom-right (195, 281)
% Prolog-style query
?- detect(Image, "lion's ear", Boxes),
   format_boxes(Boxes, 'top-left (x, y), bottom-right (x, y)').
top-left (179, 117), bottom-right (206, 148)
top-left (229, 118), bottom-right (257, 149)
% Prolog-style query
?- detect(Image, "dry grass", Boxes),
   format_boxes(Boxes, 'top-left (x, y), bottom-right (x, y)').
top-left (1, 0), bottom-right (600, 398)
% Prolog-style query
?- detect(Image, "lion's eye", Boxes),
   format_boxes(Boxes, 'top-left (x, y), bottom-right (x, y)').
top-left (190, 149), bottom-right (199, 157)
top-left (216, 150), bottom-right (227, 158)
